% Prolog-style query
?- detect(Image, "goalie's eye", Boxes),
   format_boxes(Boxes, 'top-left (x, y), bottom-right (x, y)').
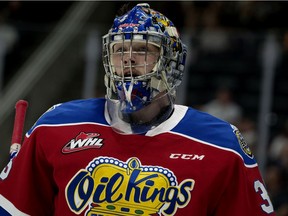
top-left (112, 42), bottom-right (159, 54)
top-left (114, 47), bottom-right (127, 53)
top-left (134, 45), bottom-right (148, 52)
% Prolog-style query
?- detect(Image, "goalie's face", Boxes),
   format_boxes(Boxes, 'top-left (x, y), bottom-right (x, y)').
top-left (110, 41), bottom-right (160, 78)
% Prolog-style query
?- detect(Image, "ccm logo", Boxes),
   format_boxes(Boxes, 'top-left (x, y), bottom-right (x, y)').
top-left (170, 153), bottom-right (205, 160)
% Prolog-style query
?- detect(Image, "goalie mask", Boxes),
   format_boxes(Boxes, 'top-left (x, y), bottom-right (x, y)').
top-left (103, 3), bottom-right (187, 134)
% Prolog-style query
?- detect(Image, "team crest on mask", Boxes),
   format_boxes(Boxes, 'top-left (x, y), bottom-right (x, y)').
top-left (65, 157), bottom-right (195, 215)
top-left (231, 125), bottom-right (254, 159)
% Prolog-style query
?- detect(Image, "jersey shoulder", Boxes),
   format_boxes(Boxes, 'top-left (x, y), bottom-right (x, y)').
top-left (172, 106), bottom-right (256, 166)
top-left (27, 98), bottom-right (108, 136)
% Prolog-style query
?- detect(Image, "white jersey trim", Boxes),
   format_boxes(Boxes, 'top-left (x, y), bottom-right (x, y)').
top-left (0, 194), bottom-right (30, 216)
top-left (26, 122), bottom-right (110, 138)
top-left (146, 105), bottom-right (188, 136)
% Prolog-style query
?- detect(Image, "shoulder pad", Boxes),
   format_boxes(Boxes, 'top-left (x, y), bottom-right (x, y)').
top-left (26, 98), bottom-right (107, 136)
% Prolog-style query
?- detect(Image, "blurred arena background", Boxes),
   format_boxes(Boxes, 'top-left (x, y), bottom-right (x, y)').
top-left (0, 1), bottom-right (287, 214)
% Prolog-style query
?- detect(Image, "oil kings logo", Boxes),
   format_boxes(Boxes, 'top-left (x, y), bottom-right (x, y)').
top-left (62, 132), bottom-right (104, 153)
top-left (65, 157), bottom-right (195, 216)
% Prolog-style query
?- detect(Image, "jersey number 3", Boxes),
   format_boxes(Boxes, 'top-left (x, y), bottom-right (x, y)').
top-left (254, 180), bottom-right (274, 214)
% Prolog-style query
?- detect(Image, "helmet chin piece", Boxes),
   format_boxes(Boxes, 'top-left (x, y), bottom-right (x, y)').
top-left (116, 80), bottom-right (151, 114)
top-left (106, 89), bottom-right (175, 134)
top-left (105, 72), bottom-right (176, 134)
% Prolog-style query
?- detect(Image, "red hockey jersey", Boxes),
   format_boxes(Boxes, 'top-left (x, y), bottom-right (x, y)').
top-left (0, 98), bottom-right (275, 215)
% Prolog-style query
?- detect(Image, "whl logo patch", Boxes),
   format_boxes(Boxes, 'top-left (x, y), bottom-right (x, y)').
top-left (62, 132), bottom-right (104, 153)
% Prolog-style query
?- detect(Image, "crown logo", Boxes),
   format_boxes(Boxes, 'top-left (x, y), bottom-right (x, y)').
top-left (66, 157), bottom-right (195, 216)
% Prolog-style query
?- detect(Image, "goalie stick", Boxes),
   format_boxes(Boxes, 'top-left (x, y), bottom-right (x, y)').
top-left (0, 100), bottom-right (28, 180)
top-left (9, 100), bottom-right (28, 157)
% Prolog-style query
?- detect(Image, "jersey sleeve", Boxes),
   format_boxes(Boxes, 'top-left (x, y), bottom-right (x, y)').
top-left (0, 126), bottom-right (55, 215)
top-left (213, 137), bottom-right (275, 215)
